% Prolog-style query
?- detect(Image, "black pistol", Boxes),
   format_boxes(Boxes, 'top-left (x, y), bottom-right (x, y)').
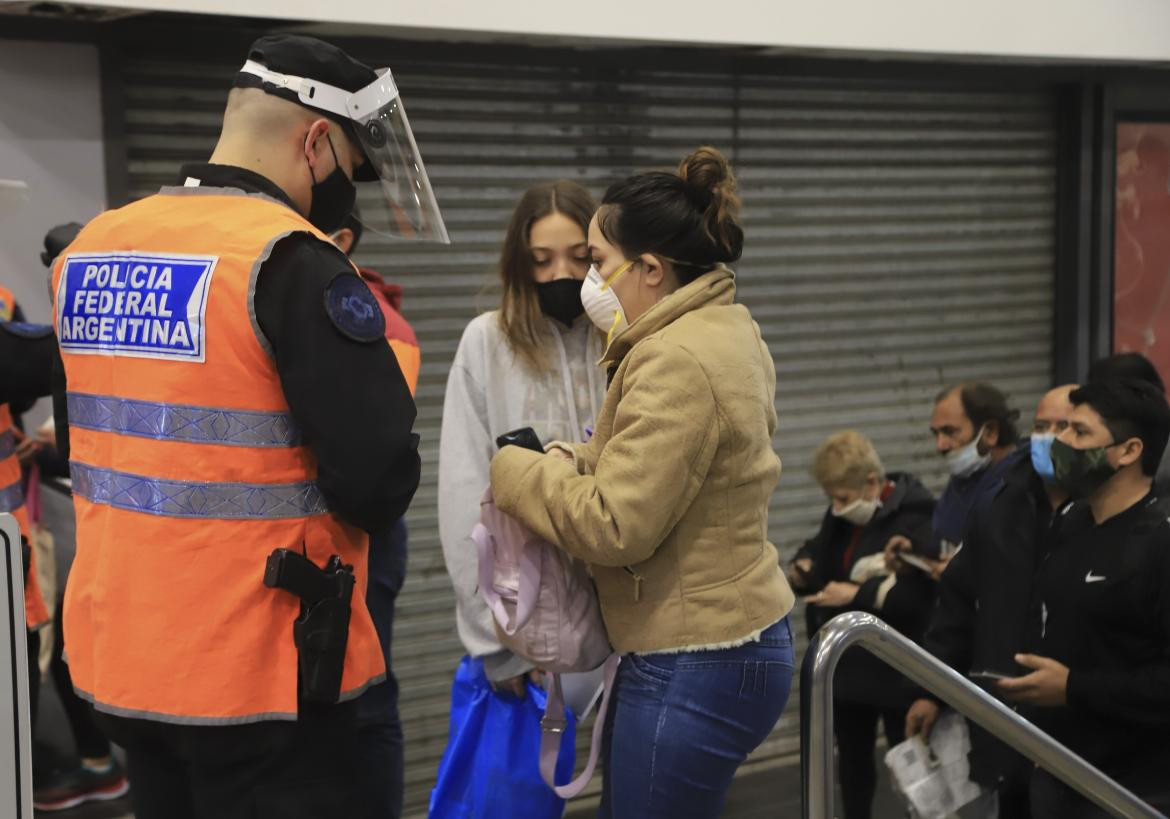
top-left (264, 548), bottom-right (355, 704)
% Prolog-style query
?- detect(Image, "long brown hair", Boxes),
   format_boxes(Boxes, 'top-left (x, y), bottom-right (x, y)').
top-left (497, 180), bottom-right (597, 371)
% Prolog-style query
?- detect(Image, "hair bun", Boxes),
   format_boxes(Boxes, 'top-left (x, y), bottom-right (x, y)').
top-left (678, 146), bottom-right (732, 201)
top-left (677, 146), bottom-right (743, 263)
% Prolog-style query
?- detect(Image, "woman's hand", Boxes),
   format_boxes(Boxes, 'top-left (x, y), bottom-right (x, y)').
top-left (547, 448), bottom-right (574, 465)
top-left (804, 581), bottom-right (859, 608)
top-left (491, 669), bottom-right (546, 699)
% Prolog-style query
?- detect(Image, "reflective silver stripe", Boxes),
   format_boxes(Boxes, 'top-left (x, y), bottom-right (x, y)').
top-left (74, 686), bottom-right (297, 726)
top-left (70, 461), bottom-right (327, 519)
top-left (0, 479), bottom-right (24, 513)
top-left (67, 392), bottom-right (302, 448)
top-left (0, 430), bottom-right (15, 460)
top-left (73, 670), bottom-right (386, 725)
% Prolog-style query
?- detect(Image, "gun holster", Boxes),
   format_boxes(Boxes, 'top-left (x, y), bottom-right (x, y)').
top-left (264, 548), bottom-right (355, 704)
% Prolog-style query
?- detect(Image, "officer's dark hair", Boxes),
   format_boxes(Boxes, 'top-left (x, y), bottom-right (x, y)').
top-left (340, 208), bottom-right (364, 256)
top-left (935, 382), bottom-right (1020, 446)
top-left (1069, 379), bottom-right (1170, 476)
top-left (1087, 352), bottom-right (1166, 394)
top-left (598, 146), bottom-right (743, 286)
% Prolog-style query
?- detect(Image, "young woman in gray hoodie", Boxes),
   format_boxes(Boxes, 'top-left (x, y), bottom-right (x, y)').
top-left (438, 180), bottom-right (605, 691)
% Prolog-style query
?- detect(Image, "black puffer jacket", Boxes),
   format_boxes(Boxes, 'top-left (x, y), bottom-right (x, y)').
top-left (793, 472), bottom-right (937, 707)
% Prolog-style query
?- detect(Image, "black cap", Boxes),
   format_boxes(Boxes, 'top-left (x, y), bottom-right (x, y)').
top-left (42, 222), bottom-right (82, 267)
top-left (235, 35), bottom-right (377, 181)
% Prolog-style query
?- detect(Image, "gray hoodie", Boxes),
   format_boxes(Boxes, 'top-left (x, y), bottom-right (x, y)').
top-left (438, 310), bottom-right (605, 679)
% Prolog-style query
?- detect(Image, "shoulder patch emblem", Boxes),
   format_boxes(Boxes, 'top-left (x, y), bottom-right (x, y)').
top-left (324, 273), bottom-right (386, 343)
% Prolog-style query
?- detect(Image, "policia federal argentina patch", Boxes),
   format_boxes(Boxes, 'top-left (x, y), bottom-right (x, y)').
top-left (324, 273), bottom-right (386, 344)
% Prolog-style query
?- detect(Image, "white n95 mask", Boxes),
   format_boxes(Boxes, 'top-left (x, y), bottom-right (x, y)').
top-left (832, 497), bottom-right (880, 527)
top-left (581, 260), bottom-right (634, 346)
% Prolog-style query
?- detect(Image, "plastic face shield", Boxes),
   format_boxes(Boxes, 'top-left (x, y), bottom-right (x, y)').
top-left (239, 60), bottom-right (450, 244)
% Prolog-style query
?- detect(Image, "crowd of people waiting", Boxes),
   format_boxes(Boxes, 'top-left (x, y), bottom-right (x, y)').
top-left (1, 31), bottom-right (1167, 819)
top-left (789, 360), bottom-right (1170, 819)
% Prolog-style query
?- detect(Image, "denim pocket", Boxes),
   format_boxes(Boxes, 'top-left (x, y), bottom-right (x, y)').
top-left (736, 660), bottom-right (794, 700)
top-left (626, 653), bottom-right (674, 685)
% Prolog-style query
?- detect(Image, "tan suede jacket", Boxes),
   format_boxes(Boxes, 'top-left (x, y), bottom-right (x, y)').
top-left (489, 267), bottom-right (794, 654)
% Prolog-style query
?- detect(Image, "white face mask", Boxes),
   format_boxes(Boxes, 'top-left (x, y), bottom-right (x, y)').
top-left (581, 261), bottom-right (634, 345)
top-left (832, 496), bottom-right (880, 527)
top-left (945, 425), bottom-right (991, 478)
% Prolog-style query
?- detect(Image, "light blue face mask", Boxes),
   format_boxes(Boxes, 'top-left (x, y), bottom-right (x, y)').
top-left (1030, 433), bottom-right (1056, 482)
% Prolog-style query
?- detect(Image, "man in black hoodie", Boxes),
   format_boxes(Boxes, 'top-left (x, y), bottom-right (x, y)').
top-left (789, 430), bottom-right (936, 819)
top-left (998, 379), bottom-right (1170, 816)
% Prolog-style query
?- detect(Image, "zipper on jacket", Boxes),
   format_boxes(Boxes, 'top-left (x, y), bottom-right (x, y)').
top-left (624, 567), bottom-right (643, 602)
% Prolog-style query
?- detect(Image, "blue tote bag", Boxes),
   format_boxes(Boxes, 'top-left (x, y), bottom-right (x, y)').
top-left (429, 656), bottom-right (576, 818)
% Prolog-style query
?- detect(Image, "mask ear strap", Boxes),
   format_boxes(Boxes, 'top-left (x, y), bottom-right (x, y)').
top-left (325, 134), bottom-right (342, 170)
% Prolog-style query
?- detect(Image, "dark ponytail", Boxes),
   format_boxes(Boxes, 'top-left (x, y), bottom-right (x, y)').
top-left (598, 146), bottom-right (744, 285)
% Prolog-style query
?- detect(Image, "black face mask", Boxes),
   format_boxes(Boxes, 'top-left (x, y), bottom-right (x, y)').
top-left (536, 279), bottom-right (585, 328)
top-left (1050, 438), bottom-right (1119, 499)
top-left (306, 135), bottom-right (356, 234)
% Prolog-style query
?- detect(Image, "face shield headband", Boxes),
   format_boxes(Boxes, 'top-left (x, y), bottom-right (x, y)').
top-left (238, 59), bottom-right (450, 244)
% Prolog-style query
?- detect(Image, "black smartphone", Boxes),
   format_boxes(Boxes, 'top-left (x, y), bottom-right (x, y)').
top-left (496, 427), bottom-right (544, 453)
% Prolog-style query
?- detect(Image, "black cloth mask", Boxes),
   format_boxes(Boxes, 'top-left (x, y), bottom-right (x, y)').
top-left (536, 279), bottom-right (585, 328)
top-left (1050, 438), bottom-right (1119, 499)
top-left (307, 135), bottom-right (356, 234)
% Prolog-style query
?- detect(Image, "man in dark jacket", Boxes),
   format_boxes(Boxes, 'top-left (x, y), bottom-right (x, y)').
top-left (999, 379), bottom-right (1170, 817)
top-left (905, 384), bottom-right (1076, 818)
top-left (790, 430), bottom-right (936, 819)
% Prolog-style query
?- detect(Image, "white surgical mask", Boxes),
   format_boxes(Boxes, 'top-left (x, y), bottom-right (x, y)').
top-left (945, 425), bottom-right (991, 478)
top-left (581, 260), bottom-right (634, 346)
top-left (832, 496), bottom-right (880, 527)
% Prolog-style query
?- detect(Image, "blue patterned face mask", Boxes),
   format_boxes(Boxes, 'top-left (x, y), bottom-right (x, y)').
top-left (1030, 433), bottom-right (1056, 482)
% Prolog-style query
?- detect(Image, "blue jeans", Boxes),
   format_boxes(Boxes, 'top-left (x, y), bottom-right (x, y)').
top-left (598, 616), bottom-right (795, 819)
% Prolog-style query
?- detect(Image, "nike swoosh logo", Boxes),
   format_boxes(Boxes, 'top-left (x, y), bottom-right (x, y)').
top-left (1085, 572), bottom-right (1107, 583)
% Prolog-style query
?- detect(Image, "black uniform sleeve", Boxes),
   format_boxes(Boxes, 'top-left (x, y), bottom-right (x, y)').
top-left (254, 234), bottom-right (420, 534)
top-left (0, 328), bottom-right (55, 408)
top-left (1065, 525), bottom-right (1170, 725)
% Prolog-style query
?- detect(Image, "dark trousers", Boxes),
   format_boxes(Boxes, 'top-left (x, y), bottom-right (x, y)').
top-left (96, 700), bottom-right (369, 819)
top-left (834, 700), bottom-right (906, 819)
top-left (352, 517), bottom-right (408, 818)
top-left (49, 592), bottom-right (111, 759)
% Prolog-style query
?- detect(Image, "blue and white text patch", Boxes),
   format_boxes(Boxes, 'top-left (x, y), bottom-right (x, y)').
top-left (56, 252), bottom-right (217, 362)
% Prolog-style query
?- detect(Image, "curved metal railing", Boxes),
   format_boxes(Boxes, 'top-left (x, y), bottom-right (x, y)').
top-left (800, 611), bottom-right (1165, 819)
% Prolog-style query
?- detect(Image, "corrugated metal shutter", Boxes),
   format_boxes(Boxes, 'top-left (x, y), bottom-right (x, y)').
top-left (111, 37), bottom-right (1055, 817)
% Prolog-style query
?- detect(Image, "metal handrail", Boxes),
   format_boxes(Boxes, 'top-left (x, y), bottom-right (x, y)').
top-left (800, 611), bottom-right (1165, 819)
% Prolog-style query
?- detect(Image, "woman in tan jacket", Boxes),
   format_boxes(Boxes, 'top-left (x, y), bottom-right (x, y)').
top-left (489, 147), bottom-right (795, 818)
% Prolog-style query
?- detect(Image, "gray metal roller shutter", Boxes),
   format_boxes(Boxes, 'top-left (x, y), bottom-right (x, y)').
top-left (112, 37), bottom-right (1054, 816)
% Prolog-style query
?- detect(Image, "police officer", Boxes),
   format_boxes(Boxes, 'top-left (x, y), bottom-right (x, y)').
top-left (49, 36), bottom-right (442, 819)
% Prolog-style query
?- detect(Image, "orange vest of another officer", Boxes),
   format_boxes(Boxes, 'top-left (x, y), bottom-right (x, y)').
top-left (51, 187), bottom-right (385, 723)
top-left (0, 402), bottom-right (50, 630)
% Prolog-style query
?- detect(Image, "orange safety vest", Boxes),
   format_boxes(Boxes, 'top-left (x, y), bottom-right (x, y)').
top-left (51, 187), bottom-right (385, 724)
top-left (0, 403), bottom-right (50, 630)
top-left (358, 268), bottom-right (419, 395)
top-left (0, 284), bottom-right (15, 321)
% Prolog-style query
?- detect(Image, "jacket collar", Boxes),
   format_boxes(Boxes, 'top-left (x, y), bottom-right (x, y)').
top-left (601, 265), bottom-right (736, 367)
